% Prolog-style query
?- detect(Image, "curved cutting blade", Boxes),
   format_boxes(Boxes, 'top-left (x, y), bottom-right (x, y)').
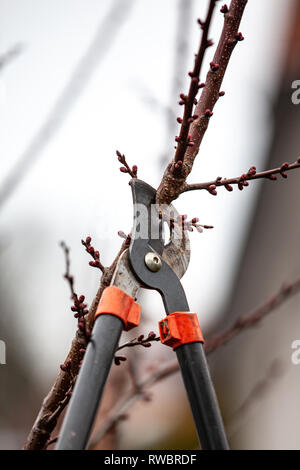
top-left (129, 178), bottom-right (190, 280)
top-left (110, 249), bottom-right (141, 299)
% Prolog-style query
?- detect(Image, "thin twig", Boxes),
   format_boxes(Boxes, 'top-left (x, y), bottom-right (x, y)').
top-left (183, 159), bottom-right (300, 195)
top-left (0, 0), bottom-right (136, 210)
top-left (204, 278), bottom-right (300, 353)
top-left (116, 150), bottom-right (138, 179)
top-left (126, 355), bottom-right (141, 392)
top-left (116, 332), bottom-right (160, 352)
top-left (81, 236), bottom-right (105, 273)
top-left (60, 241), bottom-right (75, 297)
top-left (0, 44), bottom-right (23, 72)
top-left (161, 0), bottom-right (194, 167)
top-left (182, 0), bottom-right (248, 172)
top-left (23, 238), bottom-right (129, 450)
top-left (173, 0), bottom-right (217, 166)
top-left (156, 0), bottom-right (248, 204)
top-left (60, 241), bottom-right (90, 342)
top-left (226, 358), bottom-right (285, 438)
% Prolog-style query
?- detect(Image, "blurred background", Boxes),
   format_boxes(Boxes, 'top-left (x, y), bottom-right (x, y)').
top-left (0, 0), bottom-right (300, 450)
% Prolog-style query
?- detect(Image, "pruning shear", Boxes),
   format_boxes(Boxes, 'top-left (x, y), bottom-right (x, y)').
top-left (56, 179), bottom-right (229, 450)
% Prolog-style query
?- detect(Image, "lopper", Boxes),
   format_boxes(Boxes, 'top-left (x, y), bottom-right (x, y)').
top-left (56, 179), bottom-right (229, 450)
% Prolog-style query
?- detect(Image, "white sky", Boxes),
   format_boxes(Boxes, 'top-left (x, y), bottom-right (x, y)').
top-left (0, 0), bottom-right (292, 380)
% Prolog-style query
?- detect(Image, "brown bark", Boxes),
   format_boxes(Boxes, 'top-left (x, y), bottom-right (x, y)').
top-left (156, 0), bottom-right (248, 205)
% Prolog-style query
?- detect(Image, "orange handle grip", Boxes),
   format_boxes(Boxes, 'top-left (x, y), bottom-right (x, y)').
top-left (95, 286), bottom-right (141, 331)
top-left (159, 312), bottom-right (204, 350)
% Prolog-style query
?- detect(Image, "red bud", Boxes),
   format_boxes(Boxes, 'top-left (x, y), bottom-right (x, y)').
top-left (235, 32), bottom-right (244, 41)
top-left (225, 184), bottom-right (233, 192)
top-left (205, 109), bottom-right (213, 117)
top-left (147, 331), bottom-right (156, 340)
top-left (220, 4), bottom-right (229, 14)
top-left (281, 162), bottom-right (289, 171)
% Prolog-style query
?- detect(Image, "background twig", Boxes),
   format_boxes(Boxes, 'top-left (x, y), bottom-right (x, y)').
top-left (226, 358), bottom-right (285, 438)
top-left (0, 0), bottom-right (136, 210)
top-left (0, 44), bottom-right (23, 72)
top-left (23, 239), bottom-right (128, 450)
top-left (89, 275), bottom-right (300, 447)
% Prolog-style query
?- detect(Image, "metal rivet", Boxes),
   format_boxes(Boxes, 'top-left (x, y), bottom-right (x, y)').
top-left (144, 252), bottom-right (162, 272)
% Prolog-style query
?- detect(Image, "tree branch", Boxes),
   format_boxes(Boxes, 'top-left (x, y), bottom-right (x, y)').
top-left (160, 0), bottom-right (194, 167)
top-left (81, 236), bottom-right (106, 273)
top-left (204, 277), bottom-right (300, 354)
top-left (183, 158), bottom-right (300, 196)
top-left (173, 0), bottom-right (217, 165)
top-left (116, 332), bottom-right (160, 352)
top-left (116, 150), bottom-right (138, 179)
top-left (156, 0), bottom-right (248, 204)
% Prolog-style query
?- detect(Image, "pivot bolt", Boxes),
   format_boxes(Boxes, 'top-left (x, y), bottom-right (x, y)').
top-left (145, 252), bottom-right (162, 272)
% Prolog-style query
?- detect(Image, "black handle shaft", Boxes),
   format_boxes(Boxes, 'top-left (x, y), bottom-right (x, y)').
top-left (176, 342), bottom-right (229, 449)
top-left (56, 313), bottom-right (228, 449)
top-left (55, 315), bottom-right (123, 450)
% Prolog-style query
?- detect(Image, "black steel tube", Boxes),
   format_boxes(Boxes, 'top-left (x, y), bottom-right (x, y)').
top-left (176, 342), bottom-right (229, 449)
top-left (56, 295), bottom-right (228, 449)
top-left (56, 315), bottom-right (123, 450)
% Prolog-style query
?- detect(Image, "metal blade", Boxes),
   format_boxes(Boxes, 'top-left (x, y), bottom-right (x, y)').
top-left (110, 249), bottom-right (141, 299)
top-left (129, 178), bottom-right (190, 280)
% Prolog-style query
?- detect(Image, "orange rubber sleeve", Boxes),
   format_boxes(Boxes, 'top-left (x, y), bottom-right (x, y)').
top-left (159, 312), bottom-right (204, 350)
top-left (95, 286), bottom-right (141, 331)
